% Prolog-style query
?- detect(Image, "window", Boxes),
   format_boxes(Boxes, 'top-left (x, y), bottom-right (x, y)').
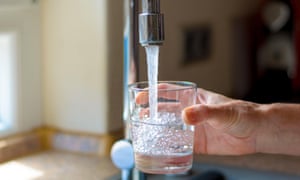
top-left (0, 31), bottom-right (18, 134)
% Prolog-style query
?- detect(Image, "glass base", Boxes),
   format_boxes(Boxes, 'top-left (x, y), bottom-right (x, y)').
top-left (135, 153), bottom-right (193, 174)
top-left (137, 164), bottom-right (192, 174)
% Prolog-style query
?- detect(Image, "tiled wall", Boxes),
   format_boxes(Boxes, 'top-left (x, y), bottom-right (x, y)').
top-left (0, 127), bottom-right (123, 162)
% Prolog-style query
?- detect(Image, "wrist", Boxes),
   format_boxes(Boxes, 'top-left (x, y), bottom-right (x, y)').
top-left (256, 103), bottom-right (300, 155)
top-left (255, 103), bottom-right (277, 154)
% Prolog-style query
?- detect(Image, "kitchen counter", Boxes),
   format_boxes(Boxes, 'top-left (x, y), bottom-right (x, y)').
top-left (194, 153), bottom-right (300, 176)
top-left (142, 154), bottom-right (300, 180)
top-left (0, 150), bottom-right (119, 180)
top-left (1, 150), bottom-right (300, 179)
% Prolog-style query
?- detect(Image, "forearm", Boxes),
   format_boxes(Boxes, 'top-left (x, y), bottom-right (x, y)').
top-left (257, 103), bottom-right (300, 156)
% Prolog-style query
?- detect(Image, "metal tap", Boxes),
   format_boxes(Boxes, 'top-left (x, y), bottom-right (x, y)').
top-left (111, 0), bottom-right (164, 179)
top-left (122, 0), bottom-right (164, 144)
top-left (139, 0), bottom-right (164, 46)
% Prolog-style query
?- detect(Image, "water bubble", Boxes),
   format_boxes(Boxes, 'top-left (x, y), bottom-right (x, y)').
top-left (130, 112), bottom-right (193, 155)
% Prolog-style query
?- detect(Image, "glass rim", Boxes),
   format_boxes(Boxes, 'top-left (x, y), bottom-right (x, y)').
top-left (128, 81), bottom-right (197, 92)
top-left (130, 119), bottom-right (189, 126)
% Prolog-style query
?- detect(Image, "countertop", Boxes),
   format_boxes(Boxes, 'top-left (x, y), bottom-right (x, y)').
top-left (1, 150), bottom-right (300, 179)
top-left (194, 153), bottom-right (300, 176)
top-left (0, 150), bottom-right (119, 180)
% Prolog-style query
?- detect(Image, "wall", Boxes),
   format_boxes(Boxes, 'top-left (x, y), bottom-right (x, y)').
top-left (41, 0), bottom-right (124, 134)
top-left (139, 0), bottom-right (261, 96)
top-left (42, 0), bottom-right (111, 134)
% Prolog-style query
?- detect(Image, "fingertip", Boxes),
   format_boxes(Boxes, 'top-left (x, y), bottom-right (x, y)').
top-left (182, 105), bottom-right (202, 125)
top-left (136, 92), bottom-right (148, 104)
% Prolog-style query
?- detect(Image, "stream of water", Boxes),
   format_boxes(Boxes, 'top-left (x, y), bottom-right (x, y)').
top-left (145, 46), bottom-right (159, 121)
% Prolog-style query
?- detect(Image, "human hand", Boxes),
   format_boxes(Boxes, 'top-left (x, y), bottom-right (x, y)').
top-left (182, 88), bottom-right (263, 155)
top-left (136, 84), bottom-right (300, 156)
top-left (136, 84), bottom-right (262, 155)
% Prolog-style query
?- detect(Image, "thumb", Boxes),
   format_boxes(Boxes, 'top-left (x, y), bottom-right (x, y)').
top-left (182, 104), bottom-right (238, 129)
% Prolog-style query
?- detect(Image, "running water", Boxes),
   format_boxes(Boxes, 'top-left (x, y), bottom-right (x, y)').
top-left (145, 46), bottom-right (159, 121)
top-left (131, 46), bottom-right (194, 174)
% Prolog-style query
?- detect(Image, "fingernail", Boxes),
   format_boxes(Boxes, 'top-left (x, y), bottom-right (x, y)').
top-left (182, 106), bottom-right (198, 124)
top-left (136, 92), bottom-right (148, 104)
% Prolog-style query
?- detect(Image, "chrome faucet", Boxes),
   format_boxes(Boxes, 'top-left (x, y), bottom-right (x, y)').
top-left (111, 0), bottom-right (164, 179)
top-left (139, 0), bottom-right (164, 46)
top-left (123, 0), bottom-right (164, 137)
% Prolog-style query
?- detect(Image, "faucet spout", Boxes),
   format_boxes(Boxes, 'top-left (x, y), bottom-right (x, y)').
top-left (139, 0), bottom-right (164, 46)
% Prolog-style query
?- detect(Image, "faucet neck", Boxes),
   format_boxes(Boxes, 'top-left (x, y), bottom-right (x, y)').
top-left (142, 0), bottom-right (161, 13)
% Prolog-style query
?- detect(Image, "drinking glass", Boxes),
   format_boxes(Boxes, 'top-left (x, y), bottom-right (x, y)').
top-left (129, 81), bottom-right (197, 174)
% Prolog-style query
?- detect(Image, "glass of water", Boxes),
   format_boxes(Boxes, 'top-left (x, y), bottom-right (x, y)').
top-left (128, 81), bottom-right (197, 174)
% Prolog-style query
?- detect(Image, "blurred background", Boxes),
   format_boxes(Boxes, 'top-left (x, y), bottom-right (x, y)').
top-left (150, 0), bottom-right (300, 104)
top-left (0, 0), bottom-right (300, 179)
